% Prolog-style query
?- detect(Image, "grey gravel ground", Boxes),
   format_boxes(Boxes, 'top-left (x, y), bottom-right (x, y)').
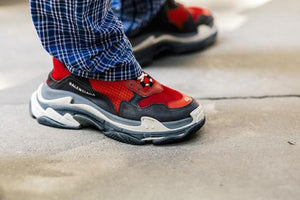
top-left (0, 0), bottom-right (299, 200)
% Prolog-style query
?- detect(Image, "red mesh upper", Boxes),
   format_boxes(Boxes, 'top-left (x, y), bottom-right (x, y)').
top-left (187, 7), bottom-right (211, 21)
top-left (138, 85), bottom-right (183, 108)
top-left (167, 4), bottom-right (190, 30)
top-left (90, 80), bottom-right (134, 113)
top-left (51, 58), bottom-right (71, 81)
top-left (49, 59), bottom-right (189, 112)
top-left (167, 4), bottom-right (211, 30)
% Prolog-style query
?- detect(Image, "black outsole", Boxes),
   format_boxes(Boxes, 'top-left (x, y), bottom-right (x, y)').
top-left (30, 100), bottom-right (205, 145)
top-left (102, 118), bottom-right (205, 145)
top-left (134, 31), bottom-right (218, 66)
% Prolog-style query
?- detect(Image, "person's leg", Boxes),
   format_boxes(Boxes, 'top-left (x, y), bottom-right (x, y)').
top-left (30, 0), bottom-right (206, 145)
top-left (31, 0), bottom-right (142, 81)
top-left (112, 0), bottom-right (166, 37)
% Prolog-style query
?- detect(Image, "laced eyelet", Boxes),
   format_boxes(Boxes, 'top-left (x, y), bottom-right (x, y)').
top-left (137, 72), bottom-right (153, 88)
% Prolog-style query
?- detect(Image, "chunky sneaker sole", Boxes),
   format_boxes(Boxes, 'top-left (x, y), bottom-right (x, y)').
top-left (30, 83), bottom-right (205, 145)
top-left (131, 25), bottom-right (217, 65)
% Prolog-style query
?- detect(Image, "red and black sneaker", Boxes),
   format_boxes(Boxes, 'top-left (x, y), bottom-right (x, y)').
top-left (129, 0), bottom-right (217, 65)
top-left (30, 58), bottom-right (205, 145)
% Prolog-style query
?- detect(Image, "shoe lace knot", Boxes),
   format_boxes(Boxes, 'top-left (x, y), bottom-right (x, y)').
top-left (137, 72), bottom-right (153, 88)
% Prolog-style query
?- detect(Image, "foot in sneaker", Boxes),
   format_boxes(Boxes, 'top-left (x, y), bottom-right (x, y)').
top-left (129, 0), bottom-right (217, 66)
top-left (30, 58), bottom-right (205, 145)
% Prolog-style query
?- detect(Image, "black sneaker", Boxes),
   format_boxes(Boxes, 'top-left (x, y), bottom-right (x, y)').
top-left (30, 58), bottom-right (206, 145)
top-left (129, 0), bottom-right (217, 65)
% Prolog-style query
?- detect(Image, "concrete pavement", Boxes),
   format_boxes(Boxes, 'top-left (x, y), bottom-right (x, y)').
top-left (0, 0), bottom-right (299, 199)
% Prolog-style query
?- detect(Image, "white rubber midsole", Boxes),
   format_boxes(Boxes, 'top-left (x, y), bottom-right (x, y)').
top-left (31, 84), bottom-right (205, 133)
top-left (133, 25), bottom-right (217, 52)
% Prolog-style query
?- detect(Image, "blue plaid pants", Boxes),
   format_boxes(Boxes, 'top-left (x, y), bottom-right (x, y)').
top-left (31, 0), bottom-right (165, 81)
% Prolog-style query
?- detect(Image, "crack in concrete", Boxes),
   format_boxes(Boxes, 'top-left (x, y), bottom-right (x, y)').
top-left (196, 94), bottom-right (300, 101)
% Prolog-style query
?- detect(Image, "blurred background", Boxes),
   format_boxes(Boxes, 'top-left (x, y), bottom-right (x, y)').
top-left (0, 0), bottom-right (299, 200)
